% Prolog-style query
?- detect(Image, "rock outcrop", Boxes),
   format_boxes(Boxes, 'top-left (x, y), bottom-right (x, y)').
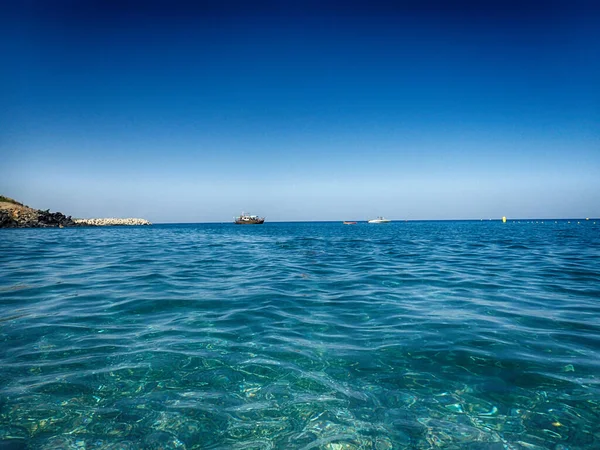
top-left (0, 206), bottom-right (80, 228)
top-left (0, 195), bottom-right (152, 228)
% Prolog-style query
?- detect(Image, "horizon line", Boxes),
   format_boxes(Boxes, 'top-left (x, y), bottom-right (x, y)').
top-left (153, 218), bottom-right (598, 224)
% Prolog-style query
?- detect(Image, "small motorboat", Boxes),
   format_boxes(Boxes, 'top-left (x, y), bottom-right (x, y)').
top-left (343, 221), bottom-right (357, 225)
top-left (368, 217), bottom-right (391, 224)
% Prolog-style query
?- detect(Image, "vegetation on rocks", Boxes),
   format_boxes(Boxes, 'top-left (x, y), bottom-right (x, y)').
top-left (0, 195), bottom-right (24, 206)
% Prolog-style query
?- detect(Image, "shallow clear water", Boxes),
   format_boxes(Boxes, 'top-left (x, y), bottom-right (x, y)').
top-left (1, 221), bottom-right (599, 449)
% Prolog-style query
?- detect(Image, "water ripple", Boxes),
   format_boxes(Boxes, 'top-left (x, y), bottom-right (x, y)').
top-left (1, 221), bottom-right (599, 448)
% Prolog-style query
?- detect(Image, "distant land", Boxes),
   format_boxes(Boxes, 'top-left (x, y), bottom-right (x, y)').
top-left (1, 195), bottom-right (596, 227)
top-left (0, 195), bottom-right (151, 228)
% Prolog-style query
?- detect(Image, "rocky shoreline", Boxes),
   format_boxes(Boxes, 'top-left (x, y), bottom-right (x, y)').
top-left (0, 208), bottom-right (81, 228)
top-left (0, 196), bottom-right (152, 228)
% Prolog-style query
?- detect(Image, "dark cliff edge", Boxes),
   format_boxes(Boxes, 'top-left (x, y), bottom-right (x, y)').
top-left (0, 195), bottom-right (83, 228)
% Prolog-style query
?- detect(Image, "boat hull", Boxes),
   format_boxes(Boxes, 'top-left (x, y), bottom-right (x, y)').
top-left (234, 218), bottom-right (265, 224)
top-left (368, 219), bottom-right (391, 224)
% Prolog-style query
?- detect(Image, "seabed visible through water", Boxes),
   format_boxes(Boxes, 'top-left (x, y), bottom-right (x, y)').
top-left (1, 221), bottom-right (599, 449)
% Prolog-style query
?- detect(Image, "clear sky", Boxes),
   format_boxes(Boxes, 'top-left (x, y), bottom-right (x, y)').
top-left (2, 1), bottom-right (599, 222)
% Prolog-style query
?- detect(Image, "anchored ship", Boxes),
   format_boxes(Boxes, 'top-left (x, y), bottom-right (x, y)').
top-left (234, 213), bottom-right (265, 225)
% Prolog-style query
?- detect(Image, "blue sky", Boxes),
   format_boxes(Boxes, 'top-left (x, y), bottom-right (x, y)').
top-left (2, 1), bottom-right (599, 222)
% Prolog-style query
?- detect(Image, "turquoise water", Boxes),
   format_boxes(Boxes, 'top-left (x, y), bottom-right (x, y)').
top-left (1, 221), bottom-right (599, 449)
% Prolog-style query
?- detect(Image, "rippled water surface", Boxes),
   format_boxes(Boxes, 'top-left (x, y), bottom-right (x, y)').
top-left (1, 221), bottom-right (599, 449)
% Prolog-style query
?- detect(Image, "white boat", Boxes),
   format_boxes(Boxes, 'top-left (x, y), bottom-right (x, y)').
top-left (368, 217), bottom-right (391, 224)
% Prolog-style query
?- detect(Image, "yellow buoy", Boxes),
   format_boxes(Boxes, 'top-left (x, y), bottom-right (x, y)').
top-left (502, 216), bottom-right (507, 223)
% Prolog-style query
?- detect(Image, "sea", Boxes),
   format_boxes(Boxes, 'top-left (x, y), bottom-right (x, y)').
top-left (1, 221), bottom-right (599, 449)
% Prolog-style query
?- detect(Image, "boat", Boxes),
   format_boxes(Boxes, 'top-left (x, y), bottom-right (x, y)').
top-left (343, 221), bottom-right (357, 225)
top-left (368, 217), bottom-right (391, 224)
top-left (234, 213), bottom-right (265, 224)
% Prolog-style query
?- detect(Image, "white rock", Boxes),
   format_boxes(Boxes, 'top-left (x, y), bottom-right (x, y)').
top-left (74, 218), bottom-right (152, 226)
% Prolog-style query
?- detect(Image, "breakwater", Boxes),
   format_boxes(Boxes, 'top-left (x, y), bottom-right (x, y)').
top-left (74, 218), bottom-right (152, 226)
top-left (0, 195), bottom-right (152, 228)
